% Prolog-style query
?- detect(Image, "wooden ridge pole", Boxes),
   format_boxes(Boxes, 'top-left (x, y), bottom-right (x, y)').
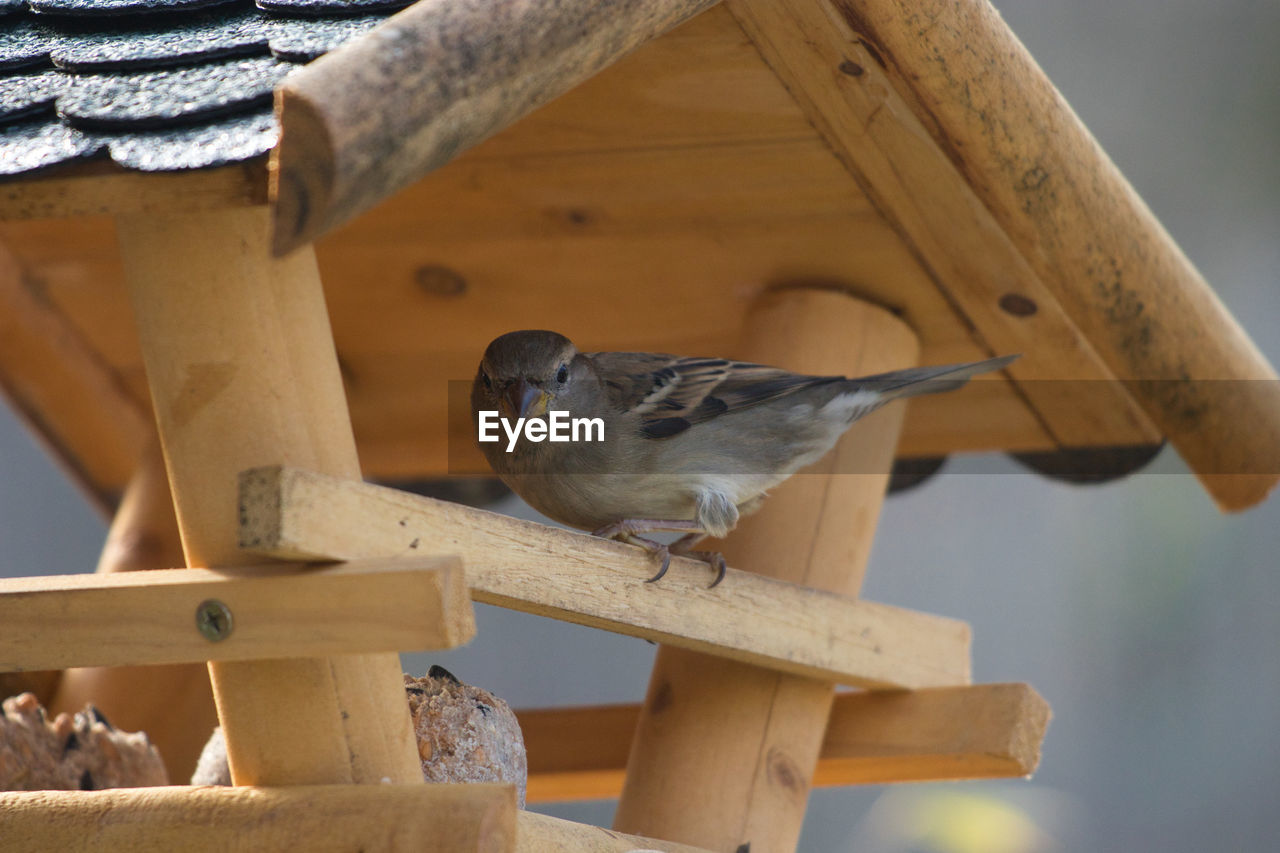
top-left (115, 206), bottom-right (422, 786)
top-left (50, 438), bottom-right (217, 783)
top-left (727, 0), bottom-right (1280, 510)
top-left (271, 0), bottom-right (720, 254)
top-left (613, 289), bottom-right (920, 851)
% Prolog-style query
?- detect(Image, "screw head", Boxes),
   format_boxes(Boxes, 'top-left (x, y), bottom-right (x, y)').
top-left (195, 599), bottom-right (234, 643)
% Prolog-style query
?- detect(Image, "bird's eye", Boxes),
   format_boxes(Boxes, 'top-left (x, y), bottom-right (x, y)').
top-left (556, 365), bottom-right (568, 384)
top-left (481, 371), bottom-right (492, 390)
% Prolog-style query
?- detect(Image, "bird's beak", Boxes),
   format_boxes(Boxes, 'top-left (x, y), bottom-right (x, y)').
top-left (501, 380), bottom-right (550, 420)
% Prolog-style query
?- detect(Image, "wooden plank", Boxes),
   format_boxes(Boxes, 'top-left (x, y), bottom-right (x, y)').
top-left (239, 465), bottom-right (971, 690)
top-left (272, 0), bottom-right (721, 252)
top-left (117, 204), bottom-right (423, 786)
top-left (519, 684), bottom-right (1050, 802)
top-left (0, 160), bottom-right (265, 221)
top-left (613, 290), bottom-right (913, 851)
top-left (0, 784), bottom-right (515, 852)
top-left (0, 556), bottom-right (473, 672)
top-left (516, 811), bottom-right (713, 852)
top-left (728, 0), bottom-right (1279, 509)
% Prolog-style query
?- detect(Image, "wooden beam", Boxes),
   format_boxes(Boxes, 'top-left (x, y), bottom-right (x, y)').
top-left (117, 205), bottom-right (422, 786)
top-left (0, 160), bottom-right (265, 221)
top-left (50, 438), bottom-right (218, 784)
top-left (613, 289), bottom-right (917, 851)
top-left (727, 0), bottom-right (1280, 510)
top-left (516, 811), bottom-right (713, 852)
top-left (519, 684), bottom-right (1051, 802)
top-left (239, 466), bottom-right (971, 690)
top-left (0, 556), bottom-right (473, 673)
top-left (271, 0), bottom-right (720, 253)
top-left (0, 784), bottom-right (516, 852)
top-left (0, 232), bottom-right (149, 511)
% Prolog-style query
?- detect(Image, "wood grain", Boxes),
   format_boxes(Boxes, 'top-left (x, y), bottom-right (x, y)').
top-left (516, 811), bottom-right (714, 852)
top-left (238, 466), bottom-right (971, 690)
top-left (272, 0), bottom-right (720, 252)
top-left (518, 684), bottom-right (1050, 802)
top-left (729, 0), bottom-right (1280, 509)
top-left (0, 556), bottom-right (472, 672)
top-left (0, 784), bottom-right (516, 853)
top-left (0, 160), bottom-right (265, 221)
top-left (613, 290), bottom-right (917, 851)
top-left (117, 205), bottom-right (422, 786)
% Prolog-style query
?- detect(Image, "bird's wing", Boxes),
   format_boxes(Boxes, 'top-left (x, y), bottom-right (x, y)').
top-left (589, 352), bottom-right (842, 439)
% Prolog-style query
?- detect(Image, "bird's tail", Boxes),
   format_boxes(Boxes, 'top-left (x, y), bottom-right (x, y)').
top-left (855, 354), bottom-right (1019, 400)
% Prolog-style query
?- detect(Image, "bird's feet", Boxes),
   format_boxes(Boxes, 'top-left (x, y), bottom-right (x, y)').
top-left (592, 521), bottom-right (725, 587)
top-left (671, 545), bottom-right (728, 589)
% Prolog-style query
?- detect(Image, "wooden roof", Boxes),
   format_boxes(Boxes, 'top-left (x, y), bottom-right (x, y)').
top-left (1, 0), bottom-right (1277, 511)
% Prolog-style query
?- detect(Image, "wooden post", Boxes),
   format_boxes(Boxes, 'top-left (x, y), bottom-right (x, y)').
top-left (50, 438), bottom-right (217, 783)
top-left (613, 289), bottom-right (920, 851)
top-left (114, 206), bottom-right (422, 786)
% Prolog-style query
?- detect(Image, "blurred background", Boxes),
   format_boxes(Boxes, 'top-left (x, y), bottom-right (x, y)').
top-left (2, 0), bottom-right (1277, 850)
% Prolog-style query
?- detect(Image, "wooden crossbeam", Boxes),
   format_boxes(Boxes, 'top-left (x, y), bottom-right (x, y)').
top-left (238, 466), bottom-right (971, 690)
top-left (0, 784), bottom-right (516, 852)
top-left (0, 557), bottom-right (473, 673)
top-left (518, 684), bottom-right (1050, 802)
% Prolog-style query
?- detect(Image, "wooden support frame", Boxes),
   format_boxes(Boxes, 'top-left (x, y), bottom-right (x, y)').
top-left (614, 290), bottom-right (918, 850)
top-left (0, 556), bottom-right (473, 672)
top-left (116, 205), bottom-right (422, 786)
top-left (518, 684), bottom-right (1051, 802)
top-left (726, 0), bottom-right (1280, 510)
top-left (238, 465), bottom-right (971, 690)
top-left (0, 784), bottom-right (517, 852)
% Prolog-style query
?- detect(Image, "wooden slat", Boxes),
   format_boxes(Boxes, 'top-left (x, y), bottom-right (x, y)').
top-left (518, 684), bottom-right (1050, 802)
top-left (239, 466), bottom-right (971, 690)
top-left (0, 160), bottom-right (265, 221)
top-left (0, 557), bottom-right (474, 673)
top-left (516, 811), bottom-right (713, 852)
top-left (728, 0), bottom-right (1279, 509)
top-left (0, 784), bottom-right (516, 852)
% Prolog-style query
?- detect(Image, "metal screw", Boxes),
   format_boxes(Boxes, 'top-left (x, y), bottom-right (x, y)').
top-left (195, 599), bottom-right (234, 643)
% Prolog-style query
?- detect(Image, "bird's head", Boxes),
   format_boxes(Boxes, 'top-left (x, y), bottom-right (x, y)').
top-left (473, 330), bottom-right (587, 421)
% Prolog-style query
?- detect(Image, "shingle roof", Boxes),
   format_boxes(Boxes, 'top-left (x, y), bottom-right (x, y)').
top-left (0, 0), bottom-right (404, 176)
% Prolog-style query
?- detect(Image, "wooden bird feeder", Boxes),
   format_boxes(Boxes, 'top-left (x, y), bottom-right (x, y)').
top-left (2, 0), bottom-right (1277, 850)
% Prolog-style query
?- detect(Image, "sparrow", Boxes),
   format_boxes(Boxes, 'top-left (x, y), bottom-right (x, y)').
top-left (472, 330), bottom-right (1016, 587)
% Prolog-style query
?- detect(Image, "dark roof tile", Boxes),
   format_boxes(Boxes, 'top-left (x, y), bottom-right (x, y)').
top-left (57, 55), bottom-right (291, 129)
top-left (0, 67), bottom-right (69, 122)
top-left (0, 115), bottom-right (102, 175)
top-left (267, 13), bottom-right (380, 62)
top-left (104, 106), bottom-right (274, 169)
top-left (29, 0), bottom-right (237, 17)
top-left (255, 0), bottom-right (410, 18)
top-left (49, 7), bottom-right (270, 71)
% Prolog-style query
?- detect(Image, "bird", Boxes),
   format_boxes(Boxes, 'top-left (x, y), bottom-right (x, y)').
top-left (471, 330), bottom-right (1016, 587)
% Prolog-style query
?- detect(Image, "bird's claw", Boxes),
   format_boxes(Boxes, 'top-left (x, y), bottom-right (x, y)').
top-left (644, 545), bottom-right (672, 584)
